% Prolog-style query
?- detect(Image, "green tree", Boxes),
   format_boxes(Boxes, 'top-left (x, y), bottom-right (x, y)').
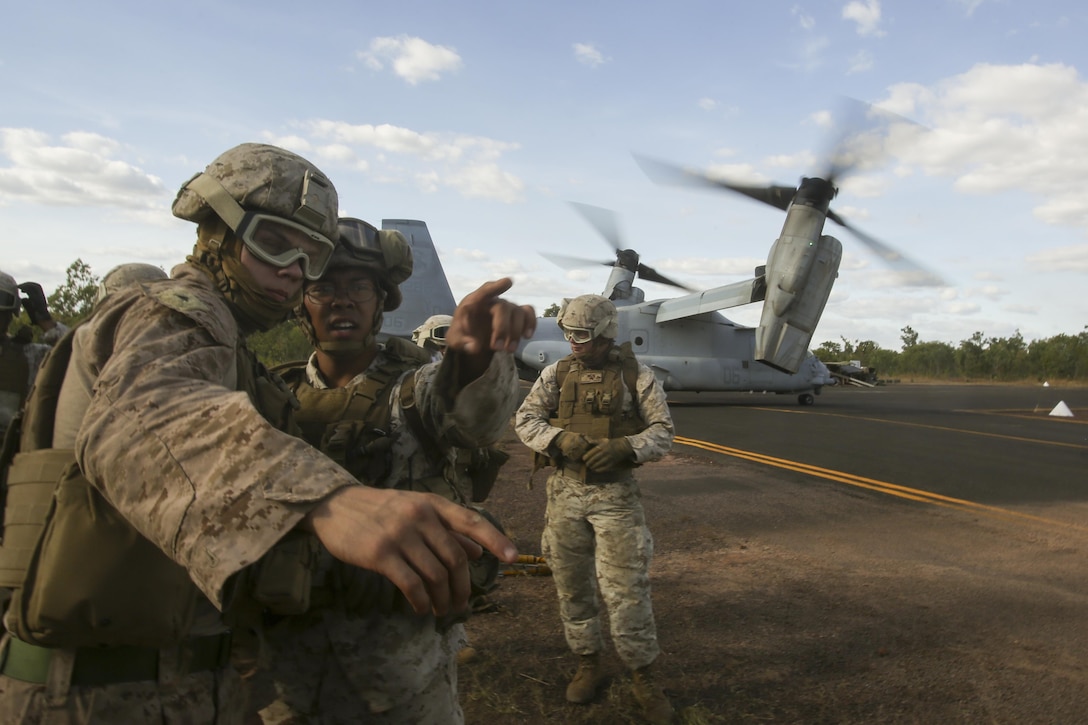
top-left (899, 340), bottom-right (956, 378)
top-left (543, 303), bottom-right (560, 317)
top-left (955, 331), bottom-right (986, 379)
top-left (814, 340), bottom-right (843, 360)
top-left (900, 325), bottom-right (918, 350)
top-left (47, 259), bottom-right (100, 326)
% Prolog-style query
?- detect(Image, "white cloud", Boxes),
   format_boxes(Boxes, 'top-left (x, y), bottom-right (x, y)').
top-left (848, 49), bottom-right (875, 74)
top-left (792, 6), bottom-right (816, 30)
top-left (573, 43), bottom-right (609, 68)
top-left (842, 0), bottom-right (886, 37)
top-left (1025, 243), bottom-right (1088, 273)
top-left (698, 98), bottom-right (718, 112)
top-left (286, 121), bottom-right (524, 203)
top-left (881, 63), bottom-right (1088, 233)
top-left (359, 35), bottom-right (462, 85)
top-left (0, 128), bottom-right (164, 210)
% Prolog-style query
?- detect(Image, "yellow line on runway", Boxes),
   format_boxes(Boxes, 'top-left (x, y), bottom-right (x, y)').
top-left (745, 408), bottom-right (1088, 450)
top-left (674, 436), bottom-right (1088, 534)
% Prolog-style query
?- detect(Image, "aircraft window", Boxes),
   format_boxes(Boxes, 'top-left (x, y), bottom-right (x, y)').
top-left (634, 336), bottom-right (644, 346)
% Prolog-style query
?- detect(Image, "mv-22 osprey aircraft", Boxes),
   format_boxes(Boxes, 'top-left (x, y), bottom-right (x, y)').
top-left (382, 107), bottom-right (939, 406)
top-left (516, 111), bottom-right (942, 404)
top-left (378, 217), bottom-right (832, 404)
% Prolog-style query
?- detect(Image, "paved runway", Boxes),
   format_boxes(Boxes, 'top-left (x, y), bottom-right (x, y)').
top-left (666, 383), bottom-right (1088, 532)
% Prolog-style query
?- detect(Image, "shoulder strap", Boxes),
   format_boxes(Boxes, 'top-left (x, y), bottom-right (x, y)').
top-left (19, 327), bottom-right (77, 452)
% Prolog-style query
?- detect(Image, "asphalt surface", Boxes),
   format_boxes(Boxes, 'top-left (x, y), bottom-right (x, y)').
top-left (665, 383), bottom-right (1088, 528)
top-left (471, 382), bottom-right (1088, 722)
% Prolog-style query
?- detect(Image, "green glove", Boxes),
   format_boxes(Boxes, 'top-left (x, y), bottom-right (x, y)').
top-left (554, 431), bottom-right (593, 462)
top-left (584, 437), bottom-right (634, 472)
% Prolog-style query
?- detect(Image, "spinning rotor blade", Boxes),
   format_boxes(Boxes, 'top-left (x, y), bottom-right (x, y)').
top-left (569, 201), bottom-right (623, 251)
top-left (637, 263), bottom-right (696, 292)
top-left (564, 201), bottom-right (695, 291)
top-left (633, 154), bottom-right (796, 213)
top-left (826, 210), bottom-right (945, 287)
top-left (540, 251), bottom-right (613, 271)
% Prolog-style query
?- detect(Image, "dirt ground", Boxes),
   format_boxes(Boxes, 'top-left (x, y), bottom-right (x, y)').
top-left (457, 427), bottom-right (1088, 724)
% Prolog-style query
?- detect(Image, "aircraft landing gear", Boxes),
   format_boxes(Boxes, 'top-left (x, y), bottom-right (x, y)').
top-left (798, 393), bottom-right (815, 406)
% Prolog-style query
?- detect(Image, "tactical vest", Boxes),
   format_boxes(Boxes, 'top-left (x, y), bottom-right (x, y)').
top-left (539, 342), bottom-right (647, 481)
top-left (273, 337), bottom-right (447, 494)
top-left (275, 338), bottom-right (506, 605)
top-left (0, 287), bottom-right (300, 647)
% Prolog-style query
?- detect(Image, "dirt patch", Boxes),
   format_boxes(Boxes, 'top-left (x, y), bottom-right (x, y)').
top-left (458, 428), bottom-right (1088, 724)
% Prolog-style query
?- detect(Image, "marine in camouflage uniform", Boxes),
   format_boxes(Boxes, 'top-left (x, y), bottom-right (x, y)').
top-left (256, 219), bottom-right (529, 724)
top-left (514, 294), bottom-right (677, 724)
top-left (0, 145), bottom-right (518, 724)
top-left (0, 271), bottom-right (68, 440)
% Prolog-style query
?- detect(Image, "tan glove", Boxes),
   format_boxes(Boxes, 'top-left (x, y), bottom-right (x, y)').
top-left (554, 431), bottom-right (593, 462)
top-left (583, 437), bottom-right (634, 472)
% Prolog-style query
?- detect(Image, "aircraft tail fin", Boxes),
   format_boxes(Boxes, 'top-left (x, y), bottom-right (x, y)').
top-left (379, 219), bottom-right (457, 340)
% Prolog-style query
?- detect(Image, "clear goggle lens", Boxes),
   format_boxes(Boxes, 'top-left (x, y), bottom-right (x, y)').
top-left (430, 325), bottom-right (449, 343)
top-left (562, 327), bottom-right (594, 344)
top-left (236, 214), bottom-right (336, 280)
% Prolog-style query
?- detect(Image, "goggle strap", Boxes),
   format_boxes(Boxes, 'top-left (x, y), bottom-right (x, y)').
top-left (186, 173), bottom-right (246, 231)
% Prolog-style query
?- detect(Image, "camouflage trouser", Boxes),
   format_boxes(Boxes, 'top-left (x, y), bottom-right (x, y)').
top-left (0, 643), bottom-right (247, 724)
top-left (253, 608), bottom-right (465, 725)
top-left (541, 471), bottom-right (660, 670)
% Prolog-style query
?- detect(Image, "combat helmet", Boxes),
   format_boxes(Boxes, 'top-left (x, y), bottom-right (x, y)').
top-left (94, 263), bottom-right (168, 306)
top-left (330, 217), bottom-right (413, 312)
top-left (296, 217), bottom-right (414, 353)
top-left (557, 294), bottom-right (618, 341)
top-left (171, 143), bottom-right (340, 331)
top-left (0, 270), bottom-right (19, 314)
top-left (412, 314), bottom-right (453, 352)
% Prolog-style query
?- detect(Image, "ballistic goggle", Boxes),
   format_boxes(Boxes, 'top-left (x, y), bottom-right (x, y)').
top-left (337, 217), bottom-right (383, 260)
top-left (562, 327), bottom-right (595, 344)
top-left (185, 172), bottom-right (336, 280)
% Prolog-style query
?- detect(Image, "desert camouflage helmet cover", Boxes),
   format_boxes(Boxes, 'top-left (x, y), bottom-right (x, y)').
top-left (412, 314), bottom-right (453, 348)
top-left (327, 218), bottom-right (413, 311)
top-left (171, 142), bottom-right (339, 242)
top-left (557, 294), bottom-right (618, 340)
top-left (0, 270), bottom-right (19, 313)
top-left (94, 263), bottom-right (168, 306)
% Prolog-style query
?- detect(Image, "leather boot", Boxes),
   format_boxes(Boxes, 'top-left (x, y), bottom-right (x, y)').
top-left (565, 653), bottom-right (605, 704)
top-left (631, 663), bottom-right (675, 724)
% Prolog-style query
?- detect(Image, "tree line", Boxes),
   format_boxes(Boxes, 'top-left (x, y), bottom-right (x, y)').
top-left (814, 325), bottom-right (1088, 384)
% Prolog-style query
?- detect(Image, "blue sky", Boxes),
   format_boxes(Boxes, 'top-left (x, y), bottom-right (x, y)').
top-left (3, 0), bottom-right (1087, 350)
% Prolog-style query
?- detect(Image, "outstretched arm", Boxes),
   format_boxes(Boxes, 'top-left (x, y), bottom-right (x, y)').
top-left (304, 486), bottom-right (517, 618)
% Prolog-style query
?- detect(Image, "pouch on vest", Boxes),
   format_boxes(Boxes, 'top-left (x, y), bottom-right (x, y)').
top-left (10, 463), bottom-right (199, 648)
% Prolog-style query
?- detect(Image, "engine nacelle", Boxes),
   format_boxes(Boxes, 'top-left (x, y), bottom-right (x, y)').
top-left (756, 232), bottom-right (842, 373)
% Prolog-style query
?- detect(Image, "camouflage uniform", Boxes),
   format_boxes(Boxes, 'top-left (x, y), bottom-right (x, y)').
top-left (257, 346), bottom-right (518, 724)
top-left (0, 323), bottom-right (68, 440)
top-left (514, 355), bottom-right (674, 669)
top-left (0, 265), bottom-right (362, 723)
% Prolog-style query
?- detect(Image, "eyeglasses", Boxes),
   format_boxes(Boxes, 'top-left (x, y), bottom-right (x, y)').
top-left (304, 281), bottom-right (379, 305)
top-left (562, 327), bottom-right (595, 344)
